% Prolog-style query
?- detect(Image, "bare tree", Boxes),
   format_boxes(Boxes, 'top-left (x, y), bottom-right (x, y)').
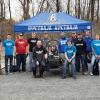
top-left (67, 0), bottom-right (70, 14)
top-left (36, 0), bottom-right (46, 13)
top-left (19, 0), bottom-right (32, 20)
top-left (77, 0), bottom-right (81, 18)
top-left (96, 0), bottom-right (99, 23)
top-left (86, 0), bottom-right (91, 19)
top-left (0, 0), bottom-right (4, 20)
top-left (56, 0), bottom-right (60, 12)
top-left (75, 0), bottom-right (78, 17)
top-left (81, 0), bottom-right (86, 19)
top-left (91, 0), bottom-right (95, 21)
top-left (8, 0), bottom-right (12, 20)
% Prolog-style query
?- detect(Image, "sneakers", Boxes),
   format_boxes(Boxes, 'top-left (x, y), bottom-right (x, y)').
top-left (73, 76), bottom-right (77, 80)
top-left (62, 76), bottom-right (66, 79)
top-left (90, 72), bottom-right (93, 76)
top-left (84, 72), bottom-right (88, 75)
top-left (82, 72), bottom-right (88, 75)
top-left (33, 74), bottom-right (44, 78)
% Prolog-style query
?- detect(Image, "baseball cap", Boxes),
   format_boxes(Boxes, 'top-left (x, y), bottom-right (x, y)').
top-left (19, 33), bottom-right (23, 36)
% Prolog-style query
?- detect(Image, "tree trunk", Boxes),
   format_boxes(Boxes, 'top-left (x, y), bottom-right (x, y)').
top-left (37, 0), bottom-right (46, 13)
top-left (56, 0), bottom-right (60, 12)
top-left (77, 0), bottom-right (81, 18)
top-left (1, 1), bottom-right (3, 20)
top-left (91, 0), bottom-right (95, 21)
top-left (19, 0), bottom-right (31, 20)
top-left (3, 3), bottom-right (6, 19)
top-left (97, 0), bottom-right (99, 23)
top-left (75, 0), bottom-right (78, 17)
top-left (87, 0), bottom-right (91, 20)
top-left (82, 0), bottom-right (86, 19)
top-left (26, 0), bottom-right (30, 19)
top-left (67, 0), bottom-right (70, 14)
top-left (8, 0), bottom-right (12, 20)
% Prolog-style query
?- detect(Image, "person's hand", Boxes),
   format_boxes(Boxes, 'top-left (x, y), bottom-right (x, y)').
top-left (67, 59), bottom-right (71, 62)
top-left (14, 52), bottom-right (17, 57)
top-left (45, 54), bottom-right (48, 59)
top-left (96, 56), bottom-right (100, 59)
top-left (36, 61), bottom-right (39, 66)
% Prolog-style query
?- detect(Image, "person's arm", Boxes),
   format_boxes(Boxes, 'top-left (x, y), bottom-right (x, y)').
top-left (14, 40), bottom-right (17, 55)
top-left (92, 47), bottom-right (97, 57)
top-left (71, 52), bottom-right (76, 61)
top-left (91, 41), bottom-right (97, 57)
top-left (83, 40), bottom-right (86, 52)
top-left (33, 47), bottom-right (37, 61)
top-left (65, 52), bottom-right (69, 61)
top-left (44, 53), bottom-right (48, 59)
top-left (26, 40), bottom-right (29, 54)
top-left (26, 44), bottom-right (29, 54)
top-left (70, 46), bottom-right (76, 61)
top-left (43, 47), bottom-right (48, 59)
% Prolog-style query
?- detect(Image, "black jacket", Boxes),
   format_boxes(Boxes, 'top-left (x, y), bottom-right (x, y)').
top-left (28, 38), bottom-right (38, 52)
top-left (33, 46), bottom-right (47, 62)
top-left (75, 38), bottom-right (86, 56)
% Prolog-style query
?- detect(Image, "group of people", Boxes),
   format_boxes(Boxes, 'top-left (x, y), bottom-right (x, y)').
top-left (59, 32), bottom-right (100, 79)
top-left (0, 31), bottom-right (100, 79)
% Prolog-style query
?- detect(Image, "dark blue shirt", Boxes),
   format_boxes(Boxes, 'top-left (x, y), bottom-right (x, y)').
top-left (58, 37), bottom-right (68, 53)
top-left (83, 36), bottom-right (93, 52)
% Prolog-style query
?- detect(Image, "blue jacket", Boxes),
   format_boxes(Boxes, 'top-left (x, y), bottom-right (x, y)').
top-left (58, 37), bottom-right (67, 53)
top-left (83, 36), bottom-right (93, 52)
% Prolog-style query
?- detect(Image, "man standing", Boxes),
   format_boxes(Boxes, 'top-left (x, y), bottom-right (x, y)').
top-left (32, 40), bottom-right (48, 78)
top-left (74, 33), bottom-right (87, 74)
top-left (83, 31), bottom-right (93, 72)
top-left (63, 39), bottom-right (76, 79)
top-left (3, 34), bottom-right (14, 75)
top-left (43, 32), bottom-right (50, 48)
top-left (28, 32), bottom-right (38, 71)
top-left (15, 34), bottom-right (28, 72)
top-left (91, 34), bottom-right (100, 75)
top-left (58, 32), bottom-right (68, 58)
top-left (43, 32), bottom-right (50, 71)
top-left (71, 32), bottom-right (77, 43)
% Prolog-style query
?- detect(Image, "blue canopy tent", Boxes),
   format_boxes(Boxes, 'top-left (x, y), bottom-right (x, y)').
top-left (14, 12), bottom-right (92, 33)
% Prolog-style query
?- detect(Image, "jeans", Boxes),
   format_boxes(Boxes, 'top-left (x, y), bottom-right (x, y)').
top-left (63, 59), bottom-right (76, 78)
top-left (29, 52), bottom-right (33, 71)
top-left (16, 54), bottom-right (27, 72)
top-left (85, 52), bottom-right (92, 63)
top-left (75, 55), bottom-right (86, 72)
top-left (91, 55), bottom-right (100, 73)
top-left (5, 55), bottom-right (13, 73)
top-left (32, 60), bottom-right (45, 77)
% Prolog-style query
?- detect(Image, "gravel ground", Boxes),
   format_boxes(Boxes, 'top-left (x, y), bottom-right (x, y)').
top-left (0, 70), bottom-right (100, 100)
top-left (0, 52), bottom-right (100, 100)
